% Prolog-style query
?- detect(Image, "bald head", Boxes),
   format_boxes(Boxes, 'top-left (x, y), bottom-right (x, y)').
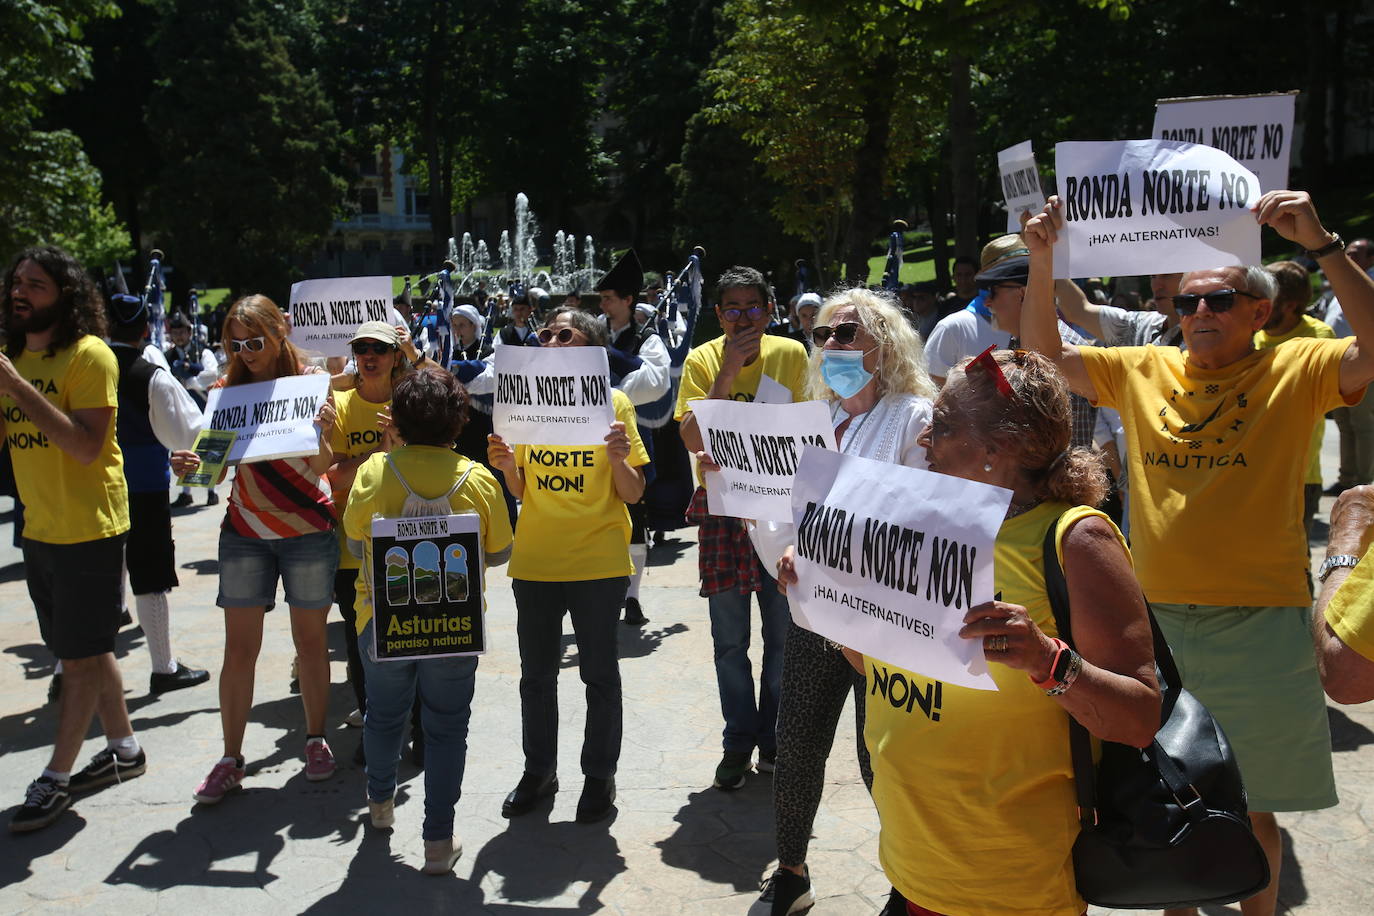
top-left (1348, 238), bottom-right (1373, 271)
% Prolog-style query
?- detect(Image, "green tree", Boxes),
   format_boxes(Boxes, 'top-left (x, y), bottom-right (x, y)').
top-left (145, 0), bottom-right (347, 298)
top-left (0, 0), bottom-right (131, 266)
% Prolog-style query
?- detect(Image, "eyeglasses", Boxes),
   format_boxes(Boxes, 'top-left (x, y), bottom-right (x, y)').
top-left (536, 327), bottom-right (581, 345)
top-left (351, 340), bottom-right (395, 356)
top-left (812, 322), bottom-right (862, 346)
top-left (720, 305), bottom-right (767, 322)
top-left (1171, 289), bottom-right (1258, 317)
top-left (229, 336), bottom-right (266, 353)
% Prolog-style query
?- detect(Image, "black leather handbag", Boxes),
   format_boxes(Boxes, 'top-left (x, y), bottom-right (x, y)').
top-left (1041, 518), bottom-right (1271, 909)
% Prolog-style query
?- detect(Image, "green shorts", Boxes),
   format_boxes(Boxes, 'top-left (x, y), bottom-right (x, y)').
top-left (1151, 603), bottom-right (1337, 813)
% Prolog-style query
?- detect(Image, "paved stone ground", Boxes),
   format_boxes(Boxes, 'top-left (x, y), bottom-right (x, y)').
top-left (0, 426), bottom-right (1371, 914)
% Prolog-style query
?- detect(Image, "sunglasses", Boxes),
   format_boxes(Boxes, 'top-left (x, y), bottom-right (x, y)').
top-left (229, 336), bottom-right (266, 353)
top-left (1171, 289), bottom-right (1258, 317)
top-left (536, 327), bottom-right (581, 345)
top-left (351, 340), bottom-right (395, 356)
top-left (812, 322), bottom-right (862, 346)
top-left (720, 305), bottom-right (767, 322)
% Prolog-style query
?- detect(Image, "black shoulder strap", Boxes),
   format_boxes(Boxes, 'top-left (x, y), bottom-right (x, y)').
top-left (1040, 511), bottom-right (1182, 829)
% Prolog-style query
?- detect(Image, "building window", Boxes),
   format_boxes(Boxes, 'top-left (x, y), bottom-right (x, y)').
top-left (359, 188), bottom-right (379, 215)
top-left (414, 193), bottom-right (430, 216)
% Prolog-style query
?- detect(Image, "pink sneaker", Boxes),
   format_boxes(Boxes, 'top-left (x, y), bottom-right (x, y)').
top-left (193, 758), bottom-right (245, 804)
top-left (305, 739), bottom-right (336, 781)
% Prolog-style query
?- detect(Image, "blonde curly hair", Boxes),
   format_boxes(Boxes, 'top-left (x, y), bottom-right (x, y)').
top-left (804, 287), bottom-right (938, 402)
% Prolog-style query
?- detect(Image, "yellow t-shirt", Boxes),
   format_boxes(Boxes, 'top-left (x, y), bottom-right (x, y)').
top-left (674, 334), bottom-right (809, 484)
top-left (330, 387), bottom-right (391, 570)
top-left (1255, 315), bottom-right (1336, 485)
top-left (866, 503), bottom-right (1119, 916)
top-left (342, 445), bottom-right (513, 634)
top-left (2, 335), bottom-right (129, 544)
top-left (1324, 545), bottom-right (1374, 663)
top-left (509, 388), bottom-right (650, 581)
top-left (1081, 337), bottom-right (1355, 606)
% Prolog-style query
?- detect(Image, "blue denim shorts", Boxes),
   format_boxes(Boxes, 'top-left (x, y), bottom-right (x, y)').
top-left (217, 527), bottom-right (339, 610)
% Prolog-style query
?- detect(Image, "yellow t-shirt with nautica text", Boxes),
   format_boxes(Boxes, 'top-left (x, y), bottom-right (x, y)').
top-left (1081, 337), bottom-right (1354, 607)
top-left (2, 335), bottom-right (129, 544)
top-left (330, 387), bottom-right (391, 571)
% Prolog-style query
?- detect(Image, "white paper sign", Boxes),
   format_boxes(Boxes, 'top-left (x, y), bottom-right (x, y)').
top-left (755, 373), bottom-right (792, 405)
top-left (789, 447), bottom-right (1008, 690)
top-left (998, 140), bottom-right (1046, 232)
top-left (288, 276), bottom-right (394, 357)
top-left (1152, 92), bottom-right (1296, 205)
top-left (202, 374), bottom-right (331, 463)
top-left (1052, 139), bottom-right (1261, 280)
top-left (690, 399), bottom-right (836, 522)
top-left (492, 346), bottom-right (615, 446)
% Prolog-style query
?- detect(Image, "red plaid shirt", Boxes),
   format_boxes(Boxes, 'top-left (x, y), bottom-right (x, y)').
top-left (686, 486), bottom-right (764, 597)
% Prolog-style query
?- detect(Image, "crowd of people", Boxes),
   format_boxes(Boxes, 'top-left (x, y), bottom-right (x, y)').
top-left (4, 187), bottom-right (1374, 916)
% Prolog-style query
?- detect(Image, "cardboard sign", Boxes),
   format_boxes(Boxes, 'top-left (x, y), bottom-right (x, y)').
top-left (998, 140), bottom-right (1046, 232)
top-left (201, 374), bottom-right (331, 463)
top-left (1051, 139), bottom-right (1261, 280)
top-left (177, 428), bottom-right (236, 487)
top-left (1153, 91), bottom-right (1296, 204)
top-left (492, 346), bottom-right (615, 446)
top-left (690, 399), bottom-right (836, 522)
top-left (371, 513), bottom-right (485, 660)
top-left (789, 447), bottom-right (1008, 691)
top-left (288, 276), bottom-right (394, 357)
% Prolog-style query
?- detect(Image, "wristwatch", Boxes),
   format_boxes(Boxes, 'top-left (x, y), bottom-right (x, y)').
top-left (1306, 232), bottom-right (1345, 261)
top-left (1032, 637), bottom-right (1083, 696)
top-left (1318, 553), bottom-right (1362, 582)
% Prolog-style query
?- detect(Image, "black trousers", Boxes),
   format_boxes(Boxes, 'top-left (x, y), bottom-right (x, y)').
top-left (512, 576), bottom-right (629, 779)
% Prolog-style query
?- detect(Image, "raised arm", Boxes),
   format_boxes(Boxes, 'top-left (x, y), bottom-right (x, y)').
top-left (1312, 486), bottom-right (1374, 704)
top-left (1255, 191), bottom-right (1374, 398)
top-left (1052, 278), bottom-right (1107, 341)
top-left (1021, 198), bottom-right (1098, 402)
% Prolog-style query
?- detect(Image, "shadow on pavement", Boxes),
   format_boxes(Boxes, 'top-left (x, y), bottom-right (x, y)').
top-left (1328, 706), bottom-right (1374, 752)
top-left (648, 535), bottom-right (691, 567)
top-left (656, 783), bottom-right (773, 893)
top-left (0, 810), bottom-right (87, 890)
top-left (180, 558), bottom-right (220, 576)
top-left (618, 622), bottom-right (689, 661)
top-left (301, 827), bottom-right (488, 912)
top-left (468, 809), bottom-right (625, 912)
top-left (0, 561), bottom-right (25, 584)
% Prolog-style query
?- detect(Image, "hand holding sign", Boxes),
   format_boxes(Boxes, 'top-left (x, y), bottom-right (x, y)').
top-left (959, 600), bottom-right (1058, 682)
top-left (486, 434), bottom-right (517, 475)
top-left (605, 421), bottom-right (631, 462)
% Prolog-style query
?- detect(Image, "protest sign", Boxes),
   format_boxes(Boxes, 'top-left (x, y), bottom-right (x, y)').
top-left (288, 276), bottom-right (394, 357)
top-left (1153, 91), bottom-right (1296, 204)
top-left (492, 346), bottom-right (616, 446)
top-left (998, 140), bottom-right (1046, 232)
top-left (1051, 139), bottom-right (1261, 279)
top-left (177, 428), bottom-right (236, 487)
top-left (690, 399), bottom-right (835, 522)
top-left (201, 373), bottom-right (331, 463)
top-left (789, 447), bottom-right (1008, 690)
top-left (371, 513), bottom-right (485, 660)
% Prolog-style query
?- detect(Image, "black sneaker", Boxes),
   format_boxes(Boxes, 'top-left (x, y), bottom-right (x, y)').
top-left (9, 777), bottom-right (71, 832)
top-left (758, 866), bottom-right (816, 915)
top-left (119, 608), bottom-right (134, 627)
top-left (68, 748), bottom-right (147, 793)
top-left (622, 597), bottom-right (648, 627)
top-left (206, 491), bottom-right (219, 506)
top-left (757, 749), bottom-right (777, 773)
top-left (170, 492), bottom-right (194, 509)
top-left (713, 750), bottom-right (752, 790)
top-left (149, 662), bottom-right (210, 695)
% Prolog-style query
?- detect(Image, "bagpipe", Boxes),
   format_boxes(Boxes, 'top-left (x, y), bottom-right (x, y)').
top-left (881, 219), bottom-right (907, 291)
top-left (654, 246), bottom-right (705, 369)
top-left (145, 249), bottom-right (168, 349)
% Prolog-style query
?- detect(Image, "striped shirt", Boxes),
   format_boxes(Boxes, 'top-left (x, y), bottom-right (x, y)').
top-left (224, 457), bottom-right (334, 539)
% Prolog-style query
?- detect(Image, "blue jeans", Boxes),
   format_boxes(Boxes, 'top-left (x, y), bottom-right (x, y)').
top-left (708, 570), bottom-right (790, 754)
top-left (358, 621), bottom-right (477, 841)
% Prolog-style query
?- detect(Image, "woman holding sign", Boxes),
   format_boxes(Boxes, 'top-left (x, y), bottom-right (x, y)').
top-left (344, 367), bottom-right (513, 874)
top-left (763, 287), bottom-right (936, 915)
top-left (487, 306), bottom-right (651, 825)
top-left (862, 348), bottom-right (1159, 916)
top-left (171, 294), bottom-right (342, 804)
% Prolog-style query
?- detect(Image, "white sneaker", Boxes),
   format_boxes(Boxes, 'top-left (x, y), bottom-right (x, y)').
top-left (345, 708), bottom-right (363, 728)
top-left (368, 797), bottom-right (394, 829)
top-left (422, 836), bottom-right (462, 875)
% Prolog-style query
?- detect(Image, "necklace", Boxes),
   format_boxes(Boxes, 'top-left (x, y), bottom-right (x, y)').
top-left (1005, 496), bottom-right (1045, 519)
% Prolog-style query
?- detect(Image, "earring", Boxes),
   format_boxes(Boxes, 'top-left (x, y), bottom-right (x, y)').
top-left (983, 462), bottom-right (993, 472)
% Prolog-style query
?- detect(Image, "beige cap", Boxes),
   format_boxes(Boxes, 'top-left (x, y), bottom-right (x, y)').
top-left (350, 320), bottom-right (399, 347)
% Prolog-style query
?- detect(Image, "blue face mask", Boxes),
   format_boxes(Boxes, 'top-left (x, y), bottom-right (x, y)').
top-left (820, 348), bottom-right (876, 399)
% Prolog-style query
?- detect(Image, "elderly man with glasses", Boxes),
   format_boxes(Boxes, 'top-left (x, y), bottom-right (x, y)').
top-left (676, 266), bottom-right (809, 792)
top-left (1021, 190), bottom-right (1374, 916)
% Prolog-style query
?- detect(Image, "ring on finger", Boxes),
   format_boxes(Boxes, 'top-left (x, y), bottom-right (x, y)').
top-left (985, 634), bottom-right (1009, 653)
